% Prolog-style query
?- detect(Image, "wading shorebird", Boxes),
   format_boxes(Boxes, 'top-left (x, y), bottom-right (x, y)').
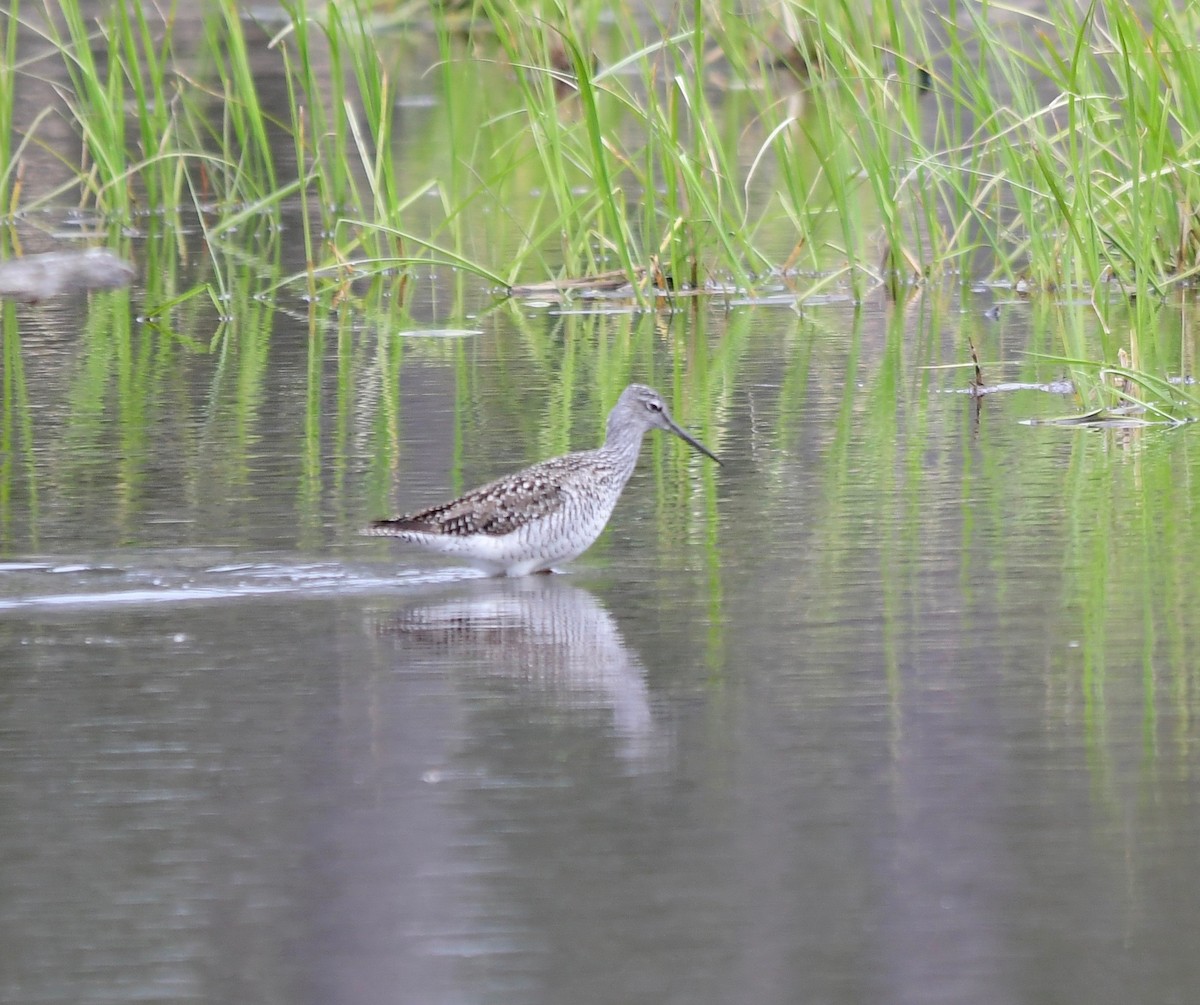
top-left (363, 383), bottom-right (721, 576)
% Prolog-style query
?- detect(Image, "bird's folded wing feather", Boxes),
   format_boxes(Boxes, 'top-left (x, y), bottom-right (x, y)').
top-left (373, 474), bottom-right (568, 538)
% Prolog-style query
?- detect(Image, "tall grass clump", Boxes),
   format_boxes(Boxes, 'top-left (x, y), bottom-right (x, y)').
top-left (273, 1), bottom-right (354, 219)
top-left (477, 0), bottom-right (648, 287)
top-left (40, 0), bottom-right (135, 218)
top-left (0, 0), bottom-right (18, 234)
top-left (8, 0), bottom-right (1200, 370)
top-left (109, 0), bottom-right (180, 212)
top-left (422, 0), bottom-right (829, 295)
top-left (942, 0), bottom-right (1200, 293)
top-left (193, 1), bottom-right (278, 207)
top-left (217, 0), bottom-right (1146, 341)
top-left (769, 1), bottom-right (940, 289)
top-left (5, 0), bottom-right (289, 241)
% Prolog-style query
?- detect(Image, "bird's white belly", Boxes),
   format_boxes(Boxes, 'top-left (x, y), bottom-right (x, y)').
top-left (400, 491), bottom-right (619, 576)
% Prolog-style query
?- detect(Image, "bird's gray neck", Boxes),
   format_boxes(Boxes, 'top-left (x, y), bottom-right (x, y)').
top-left (603, 411), bottom-right (648, 479)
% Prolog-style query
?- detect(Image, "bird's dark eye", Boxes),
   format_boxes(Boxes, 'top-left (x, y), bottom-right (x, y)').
top-left (648, 400), bottom-right (663, 412)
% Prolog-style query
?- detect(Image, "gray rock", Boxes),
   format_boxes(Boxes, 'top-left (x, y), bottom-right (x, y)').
top-left (0, 249), bottom-right (135, 303)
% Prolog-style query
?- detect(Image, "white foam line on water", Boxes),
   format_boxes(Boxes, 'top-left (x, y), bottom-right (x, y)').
top-left (0, 565), bottom-right (487, 613)
top-left (0, 584), bottom-right (294, 611)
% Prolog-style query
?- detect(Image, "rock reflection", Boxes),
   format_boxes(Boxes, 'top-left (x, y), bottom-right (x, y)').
top-left (372, 577), bottom-right (668, 772)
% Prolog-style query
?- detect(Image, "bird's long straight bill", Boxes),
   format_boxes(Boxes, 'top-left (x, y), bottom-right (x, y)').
top-left (668, 419), bottom-right (721, 465)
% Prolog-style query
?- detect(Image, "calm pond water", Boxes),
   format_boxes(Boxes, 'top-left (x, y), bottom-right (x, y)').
top-left (4, 8), bottom-right (1200, 1005)
top-left (5, 289), bottom-right (1200, 1005)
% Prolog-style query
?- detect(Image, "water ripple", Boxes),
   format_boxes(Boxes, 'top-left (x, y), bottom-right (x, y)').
top-left (0, 555), bottom-right (478, 612)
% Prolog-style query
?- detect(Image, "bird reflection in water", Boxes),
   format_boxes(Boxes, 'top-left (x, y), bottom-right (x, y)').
top-left (370, 577), bottom-right (669, 772)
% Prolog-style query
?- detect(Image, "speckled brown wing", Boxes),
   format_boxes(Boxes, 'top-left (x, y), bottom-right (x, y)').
top-left (369, 459), bottom-right (578, 539)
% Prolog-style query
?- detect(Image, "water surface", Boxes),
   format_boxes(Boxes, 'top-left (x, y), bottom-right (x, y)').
top-left (5, 291), bottom-right (1200, 1005)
